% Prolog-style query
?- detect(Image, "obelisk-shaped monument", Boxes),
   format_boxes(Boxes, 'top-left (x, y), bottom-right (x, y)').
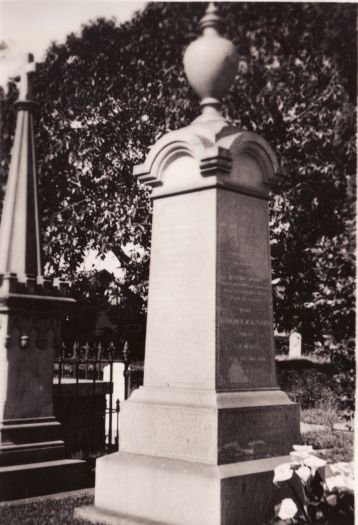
top-left (0, 54), bottom-right (88, 500)
top-left (77, 6), bottom-right (300, 525)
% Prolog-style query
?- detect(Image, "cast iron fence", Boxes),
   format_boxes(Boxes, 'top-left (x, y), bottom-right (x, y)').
top-left (53, 341), bottom-right (131, 458)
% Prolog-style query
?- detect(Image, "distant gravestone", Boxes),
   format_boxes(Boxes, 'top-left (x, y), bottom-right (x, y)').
top-left (289, 331), bottom-right (302, 358)
top-left (103, 362), bottom-right (125, 441)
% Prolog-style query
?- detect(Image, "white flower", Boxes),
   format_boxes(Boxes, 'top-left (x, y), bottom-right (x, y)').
top-left (277, 498), bottom-right (298, 520)
top-left (296, 465), bottom-right (311, 483)
top-left (293, 445), bottom-right (314, 453)
top-left (273, 463), bottom-right (293, 483)
top-left (303, 454), bottom-right (326, 474)
top-left (290, 450), bottom-right (311, 462)
top-left (330, 462), bottom-right (354, 477)
top-left (326, 474), bottom-right (355, 493)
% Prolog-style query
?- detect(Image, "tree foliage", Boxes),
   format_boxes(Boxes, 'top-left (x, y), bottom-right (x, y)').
top-left (0, 2), bottom-right (355, 362)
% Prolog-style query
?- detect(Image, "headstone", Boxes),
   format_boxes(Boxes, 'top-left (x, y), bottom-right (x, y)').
top-left (103, 362), bottom-right (125, 403)
top-left (289, 331), bottom-right (302, 358)
top-left (103, 362), bottom-right (125, 440)
top-left (76, 5), bottom-right (300, 525)
top-left (0, 54), bottom-right (88, 501)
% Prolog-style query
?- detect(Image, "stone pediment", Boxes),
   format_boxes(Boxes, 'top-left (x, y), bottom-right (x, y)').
top-left (134, 122), bottom-right (281, 200)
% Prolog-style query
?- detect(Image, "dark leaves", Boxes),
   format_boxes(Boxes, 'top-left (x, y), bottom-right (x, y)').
top-left (0, 3), bottom-right (355, 360)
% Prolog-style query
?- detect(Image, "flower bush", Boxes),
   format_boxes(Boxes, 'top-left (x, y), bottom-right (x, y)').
top-left (269, 445), bottom-right (354, 524)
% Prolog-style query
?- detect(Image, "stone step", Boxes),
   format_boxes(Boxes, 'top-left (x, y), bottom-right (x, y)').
top-left (0, 458), bottom-right (90, 501)
top-left (0, 440), bottom-right (65, 466)
top-left (0, 420), bottom-right (62, 445)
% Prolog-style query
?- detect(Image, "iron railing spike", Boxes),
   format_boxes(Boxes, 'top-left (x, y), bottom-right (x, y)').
top-left (89, 343), bottom-right (95, 361)
top-left (83, 341), bottom-right (90, 359)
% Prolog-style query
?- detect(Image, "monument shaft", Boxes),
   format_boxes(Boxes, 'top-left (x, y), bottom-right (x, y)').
top-left (144, 189), bottom-right (277, 391)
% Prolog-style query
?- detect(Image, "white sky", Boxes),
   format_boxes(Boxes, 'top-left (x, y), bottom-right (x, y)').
top-left (0, 0), bottom-right (146, 86)
top-left (0, 0), bottom-right (350, 87)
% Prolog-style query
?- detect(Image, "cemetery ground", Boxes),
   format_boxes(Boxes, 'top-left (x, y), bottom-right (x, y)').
top-left (0, 383), bottom-right (353, 525)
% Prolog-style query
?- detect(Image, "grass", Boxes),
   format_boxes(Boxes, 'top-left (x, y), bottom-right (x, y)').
top-left (0, 491), bottom-right (96, 525)
top-left (300, 396), bottom-right (354, 463)
top-left (301, 405), bottom-right (339, 429)
top-left (303, 428), bottom-right (354, 462)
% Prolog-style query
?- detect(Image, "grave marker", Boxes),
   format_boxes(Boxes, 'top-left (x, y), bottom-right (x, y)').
top-left (289, 331), bottom-right (302, 358)
top-left (0, 54), bottom-right (88, 500)
top-left (103, 362), bottom-right (125, 441)
top-left (77, 5), bottom-right (300, 524)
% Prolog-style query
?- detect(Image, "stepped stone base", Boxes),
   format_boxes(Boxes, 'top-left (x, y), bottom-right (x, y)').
top-left (119, 388), bottom-right (300, 465)
top-left (76, 389), bottom-right (300, 524)
top-left (76, 452), bottom-right (288, 525)
top-left (0, 416), bottom-right (90, 501)
top-left (0, 458), bottom-right (89, 501)
top-left (0, 417), bottom-right (65, 467)
top-left (0, 439), bottom-right (65, 466)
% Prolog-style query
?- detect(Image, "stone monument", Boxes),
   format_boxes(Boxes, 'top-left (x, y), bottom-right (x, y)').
top-left (77, 5), bottom-right (300, 524)
top-left (0, 54), bottom-right (88, 500)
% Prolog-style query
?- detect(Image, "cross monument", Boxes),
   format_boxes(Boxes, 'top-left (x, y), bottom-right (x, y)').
top-left (0, 53), bottom-right (88, 500)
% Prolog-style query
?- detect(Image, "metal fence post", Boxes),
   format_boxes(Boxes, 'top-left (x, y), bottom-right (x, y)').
top-left (123, 341), bottom-right (130, 400)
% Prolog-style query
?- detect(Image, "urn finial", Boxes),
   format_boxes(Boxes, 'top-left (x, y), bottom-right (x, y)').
top-left (183, 3), bottom-right (238, 119)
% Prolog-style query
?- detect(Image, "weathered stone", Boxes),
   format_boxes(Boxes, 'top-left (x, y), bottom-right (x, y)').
top-left (79, 5), bottom-right (300, 524)
top-left (0, 54), bottom-right (89, 500)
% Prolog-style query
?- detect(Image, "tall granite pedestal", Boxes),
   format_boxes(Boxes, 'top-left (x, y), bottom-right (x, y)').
top-left (77, 120), bottom-right (300, 525)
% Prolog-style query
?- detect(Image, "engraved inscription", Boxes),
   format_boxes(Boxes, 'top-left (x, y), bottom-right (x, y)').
top-left (218, 405), bottom-right (300, 464)
top-left (217, 191), bottom-right (276, 389)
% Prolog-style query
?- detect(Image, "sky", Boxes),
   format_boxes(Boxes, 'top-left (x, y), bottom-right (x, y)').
top-left (0, 0), bottom-right (347, 86)
top-left (0, 0), bottom-right (147, 273)
top-left (0, 0), bottom-right (146, 86)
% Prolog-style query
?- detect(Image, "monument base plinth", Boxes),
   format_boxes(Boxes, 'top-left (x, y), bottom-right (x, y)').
top-left (119, 387), bottom-right (300, 465)
top-left (76, 451), bottom-right (290, 525)
top-left (0, 458), bottom-right (90, 501)
top-left (0, 416), bottom-right (90, 501)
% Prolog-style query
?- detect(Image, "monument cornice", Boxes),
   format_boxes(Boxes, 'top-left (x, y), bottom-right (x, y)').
top-left (0, 273), bottom-right (72, 297)
top-left (134, 126), bottom-right (283, 200)
top-left (0, 293), bottom-right (75, 308)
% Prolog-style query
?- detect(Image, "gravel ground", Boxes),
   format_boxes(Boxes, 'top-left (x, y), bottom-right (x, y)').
top-left (0, 489), bottom-right (96, 525)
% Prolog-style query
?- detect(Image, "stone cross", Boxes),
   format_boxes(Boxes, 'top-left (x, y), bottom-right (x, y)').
top-left (0, 47), bottom-right (87, 500)
top-left (15, 53), bottom-right (39, 101)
